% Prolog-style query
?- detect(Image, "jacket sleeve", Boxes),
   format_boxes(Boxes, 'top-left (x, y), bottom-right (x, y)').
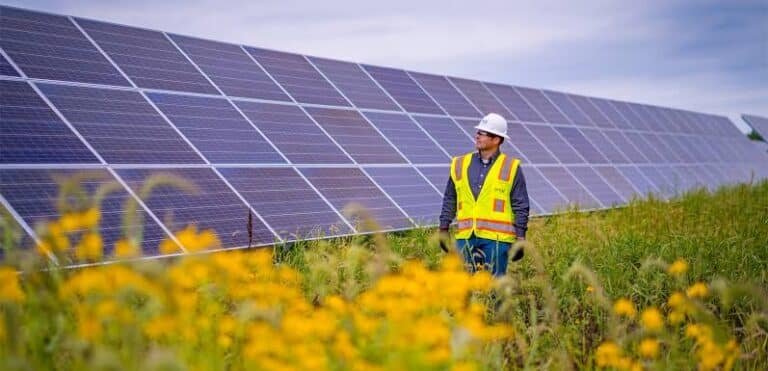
top-left (439, 176), bottom-right (457, 230)
top-left (510, 167), bottom-right (530, 238)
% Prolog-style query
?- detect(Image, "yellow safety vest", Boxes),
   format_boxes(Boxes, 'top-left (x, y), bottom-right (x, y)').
top-left (450, 152), bottom-right (520, 243)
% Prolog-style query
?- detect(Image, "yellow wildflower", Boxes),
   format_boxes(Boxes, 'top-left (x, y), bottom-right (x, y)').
top-left (667, 258), bottom-right (688, 276)
top-left (595, 341), bottom-right (622, 367)
top-left (114, 238), bottom-right (140, 258)
top-left (74, 232), bottom-right (103, 261)
top-left (586, 285), bottom-right (594, 293)
top-left (638, 337), bottom-right (660, 359)
top-left (668, 310), bottom-right (685, 325)
top-left (640, 307), bottom-right (664, 332)
top-left (0, 267), bottom-right (25, 303)
top-left (80, 207), bottom-right (101, 228)
top-left (159, 237), bottom-right (181, 254)
top-left (59, 212), bottom-right (81, 232)
top-left (686, 282), bottom-right (708, 299)
top-left (613, 298), bottom-right (636, 318)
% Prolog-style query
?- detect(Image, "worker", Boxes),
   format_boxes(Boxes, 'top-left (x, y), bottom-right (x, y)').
top-left (438, 113), bottom-right (530, 276)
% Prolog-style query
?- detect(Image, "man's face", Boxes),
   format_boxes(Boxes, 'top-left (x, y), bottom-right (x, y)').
top-left (475, 130), bottom-right (500, 151)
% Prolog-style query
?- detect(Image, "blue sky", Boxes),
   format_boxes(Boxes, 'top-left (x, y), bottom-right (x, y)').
top-left (5, 0), bottom-right (766, 133)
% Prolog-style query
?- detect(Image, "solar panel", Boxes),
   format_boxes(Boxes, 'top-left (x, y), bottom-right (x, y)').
top-left (362, 65), bottom-right (444, 114)
top-left (37, 83), bottom-right (204, 164)
top-left (415, 166), bottom-right (449, 192)
top-left (411, 116), bottom-right (473, 157)
top-left (1, 80), bottom-right (99, 164)
top-left (623, 132), bottom-right (664, 162)
top-left (642, 133), bottom-right (682, 163)
top-left (658, 166), bottom-right (684, 195)
top-left (593, 166), bottom-right (640, 202)
top-left (304, 107), bottom-right (407, 164)
top-left (590, 98), bottom-right (634, 130)
top-left (554, 127), bottom-right (608, 163)
top-left (484, 83), bottom-right (543, 123)
top-left (638, 166), bottom-right (673, 198)
top-left (298, 167), bottom-right (411, 231)
top-left (448, 78), bottom-right (513, 119)
top-left (538, 166), bottom-right (602, 209)
top-left (541, 90), bottom-right (588, 126)
top-left (568, 166), bottom-right (625, 206)
top-left (308, 56), bottom-right (400, 111)
top-left (514, 87), bottom-right (569, 124)
top-left (616, 166), bottom-right (659, 196)
top-left (633, 105), bottom-right (665, 133)
top-left (0, 168), bottom-right (172, 257)
top-left (146, 92), bottom-right (285, 164)
top-left (611, 101), bottom-right (652, 132)
top-left (244, 47), bottom-right (350, 107)
top-left (569, 95), bottom-right (613, 129)
top-left (168, 34), bottom-right (291, 102)
top-left (0, 6), bottom-right (131, 86)
top-left (217, 167), bottom-right (353, 239)
top-left (579, 128), bottom-right (629, 164)
top-left (662, 135), bottom-right (696, 163)
top-left (522, 166), bottom-right (568, 213)
top-left (743, 114), bottom-right (768, 139)
top-left (116, 168), bottom-right (276, 249)
top-left (362, 111), bottom-right (450, 163)
top-left (364, 167), bottom-right (442, 226)
top-left (603, 130), bottom-right (650, 163)
top-left (0, 52), bottom-right (20, 76)
top-left (408, 72), bottom-right (481, 117)
top-left (526, 125), bottom-right (585, 163)
top-left (232, 100), bottom-right (350, 164)
top-left (75, 18), bottom-right (219, 94)
top-left (505, 123), bottom-right (557, 164)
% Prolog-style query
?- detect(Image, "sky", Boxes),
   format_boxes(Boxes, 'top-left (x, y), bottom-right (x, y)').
top-left (5, 0), bottom-right (767, 133)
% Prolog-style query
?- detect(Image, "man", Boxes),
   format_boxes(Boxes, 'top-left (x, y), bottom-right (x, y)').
top-left (438, 113), bottom-right (530, 277)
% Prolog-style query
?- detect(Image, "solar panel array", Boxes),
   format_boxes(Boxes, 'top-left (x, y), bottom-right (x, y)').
top-left (743, 115), bottom-right (768, 140)
top-left (2, 5), bottom-right (767, 263)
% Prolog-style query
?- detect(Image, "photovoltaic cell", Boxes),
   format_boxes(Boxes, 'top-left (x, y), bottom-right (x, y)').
top-left (526, 125), bottom-right (585, 164)
top-left (542, 90), bottom-right (588, 126)
top-left (117, 168), bottom-right (276, 248)
top-left (603, 130), bottom-right (649, 163)
top-left (594, 166), bottom-right (639, 202)
top-left (590, 98), bottom-right (633, 130)
top-left (245, 48), bottom-right (350, 106)
top-left (633, 105), bottom-right (664, 132)
top-left (308, 56), bottom-right (399, 111)
top-left (579, 128), bottom-right (629, 164)
top-left (642, 133), bottom-right (681, 163)
top-left (611, 101), bottom-right (652, 131)
top-left (168, 34), bottom-right (291, 102)
top-left (514, 87), bottom-right (569, 124)
top-left (648, 106), bottom-right (680, 133)
top-left (416, 166), bottom-right (450, 191)
top-left (75, 18), bottom-right (218, 94)
top-left (1, 80), bottom-right (98, 164)
top-left (298, 167), bottom-right (411, 230)
top-left (674, 166), bottom-right (705, 191)
top-left (658, 166), bottom-right (684, 195)
top-left (37, 83), bottom-right (203, 164)
top-left (507, 123), bottom-right (558, 164)
top-left (616, 166), bottom-right (658, 196)
top-left (362, 111), bottom-right (449, 164)
top-left (0, 53), bottom-right (20, 76)
top-left (568, 166), bottom-right (624, 206)
top-left (638, 166), bottom-right (672, 198)
top-left (569, 95), bottom-right (613, 129)
top-left (554, 127), bottom-right (608, 163)
top-left (484, 83), bottom-right (543, 123)
top-left (146, 93), bottom-right (285, 164)
top-left (364, 167), bottom-right (442, 226)
top-left (362, 65), bottom-right (444, 114)
top-left (448, 78), bottom-right (513, 119)
top-left (623, 132), bottom-right (663, 162)
top-left (304, 107), bottom-right (406, 164)
top-left (217, 167), bottom-right (352, 239)
top-left (232, 100), bottom-right (350, 164)
top-left (523, 166), bottom-right (568, 213)
top-left (537, 166), bottom-right (601, 209)
top-left (0, 168), bottom-right (172, 257)
top-left (408, 72), bottom-right (480, 117)
top-left (662, 135), bottom-right (695, 163)
top-left (0, 6), bottom-right (130, 86)
top-left (411, 116), bottom-right (473, 157)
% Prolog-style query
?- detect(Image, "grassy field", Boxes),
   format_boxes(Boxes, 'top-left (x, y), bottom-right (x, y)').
top-left (1, 179), bottom-right (767, 370)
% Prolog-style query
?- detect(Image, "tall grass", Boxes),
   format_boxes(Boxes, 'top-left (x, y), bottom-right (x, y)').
top-left (1, 178), bottom-right (766, 370)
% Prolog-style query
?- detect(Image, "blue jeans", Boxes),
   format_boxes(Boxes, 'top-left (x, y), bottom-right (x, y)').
top-left (455, 235), bottom-right (511, 277)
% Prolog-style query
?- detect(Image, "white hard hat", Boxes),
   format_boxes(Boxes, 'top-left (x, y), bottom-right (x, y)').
top-left (475, 113), bottom-right (509, 139)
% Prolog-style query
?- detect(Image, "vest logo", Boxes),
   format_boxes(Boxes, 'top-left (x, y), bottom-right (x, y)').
top-left (494, 186), bottom-right (506, 193)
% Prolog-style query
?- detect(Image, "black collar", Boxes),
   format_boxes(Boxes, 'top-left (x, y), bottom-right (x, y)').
top-left (475, 149), bottom-right (501, 165)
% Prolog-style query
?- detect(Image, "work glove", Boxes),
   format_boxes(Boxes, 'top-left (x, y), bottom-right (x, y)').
top-left (511, 237), bottom-right (525, 261)
top-left (438, 229), bottom-right (451, 252)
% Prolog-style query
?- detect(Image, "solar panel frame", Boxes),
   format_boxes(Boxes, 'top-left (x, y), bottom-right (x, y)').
top-left (0, 51), bottom-right (21, 77)
top-left (0, 6), bottom-right (131, 86)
